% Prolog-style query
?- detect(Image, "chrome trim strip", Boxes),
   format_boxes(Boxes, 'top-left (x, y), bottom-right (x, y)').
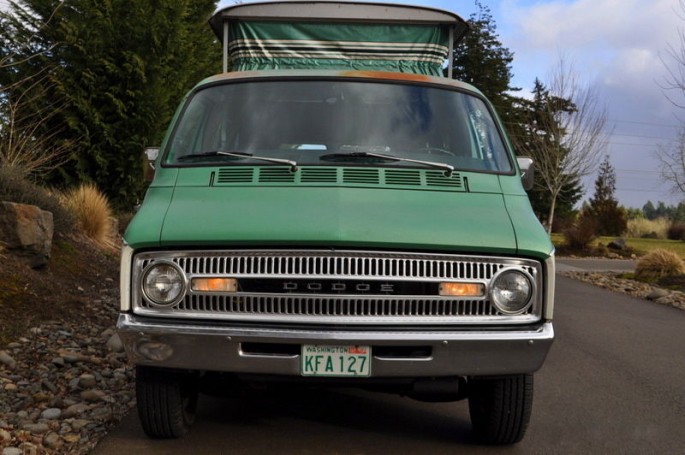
top-left (119, 243), bottom-right (134, 312)
top-left (544, 253), bottom-right (555, 320)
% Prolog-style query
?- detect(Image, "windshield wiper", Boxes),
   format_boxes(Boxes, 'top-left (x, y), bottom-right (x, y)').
top-left (320, 151), bottom-right (454, 176)
top-left (178, 151), bottom-right (297, 171)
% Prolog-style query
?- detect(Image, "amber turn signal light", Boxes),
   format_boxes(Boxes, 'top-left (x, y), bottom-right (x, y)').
top-left (191, 278), bottom-right (238, 292)
top-left (439, 282), bottom-right (485, 297)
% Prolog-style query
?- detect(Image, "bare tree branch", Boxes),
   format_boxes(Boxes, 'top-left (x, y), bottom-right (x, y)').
top-left (513, 56), bottom-right (609, 232)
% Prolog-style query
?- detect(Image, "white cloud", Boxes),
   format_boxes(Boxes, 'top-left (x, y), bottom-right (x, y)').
top-left (495, 0), bottom-right (685, 206)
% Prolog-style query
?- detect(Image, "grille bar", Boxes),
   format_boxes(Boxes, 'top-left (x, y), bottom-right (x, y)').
top-left (132, 250), bottom-right (543, 325)
top-left (172, 253), bottom-right (510, 280)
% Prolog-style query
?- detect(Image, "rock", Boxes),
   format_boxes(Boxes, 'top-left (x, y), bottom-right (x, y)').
top-left (4, 383), bottom-right (17, 392)
top-left (78, 374), bottom-right (97, 389)
top-left (90, 407), bottom-right (112, 421)
top-left (656, 296), bottom-right (672, 305)
top-left (647, 288), bottom-right (670, 300)
top-left (70, 419), bottom-right (92, 431)
top-left (41, 379), bottom-right (58, 393)
top-left (106, 333), bottom-right (124, 353)
top-left (0, 428), bottom-right (11, 443)
top-left (607, 238), bottom-right (627, 251)
top-left (21, 423), bottom-right (49, 434)
top-left (0, 201), bottom-right (54, 268)
top-left (63, 433), bottom-right (81, 443)
top-left (63, 403), bottom-right (90, 418)
top-left (0, 351), bottom-right (17, 369)
top-left (59, 351), bottom-right (91, 364)
top-left (80, 390), bottom-right (106, 402)
top-left (18, 443), bottom-right (37, 455)
top-left (3, 449), bottom-right (23, 455)
top-left (43, 432), bottom-right (64, 450)
top-left (40, 408), bottom-right (61, 420)
top-left (32, 392), bottom-right (50, 403)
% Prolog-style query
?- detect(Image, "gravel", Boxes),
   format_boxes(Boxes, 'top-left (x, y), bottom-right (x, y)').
top-left (562, 271), bottom-right (685, 310)
top-left (0, 286), bottom-right (134, 454)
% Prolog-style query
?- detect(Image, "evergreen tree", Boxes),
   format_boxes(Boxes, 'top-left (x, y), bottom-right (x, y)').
top-left (642, 201), bottom-right (656, 220)
top-left (0, 0), bottom-right (220, 208)
top-left (450, 0), bottom-right (517, 115)
top-left (512, 78), bottom-right (583, 231)
top-left (587, 155), bottom-right (627, 236)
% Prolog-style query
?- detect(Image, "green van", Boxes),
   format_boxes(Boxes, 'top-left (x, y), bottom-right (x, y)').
top-left (118, 0), bottom-right (555, 445)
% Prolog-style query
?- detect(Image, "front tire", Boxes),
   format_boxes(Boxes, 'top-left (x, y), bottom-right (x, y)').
top-left (468, 374), bottom-right (533, 445)
top-left (136, 366), bottom-right (199, 439)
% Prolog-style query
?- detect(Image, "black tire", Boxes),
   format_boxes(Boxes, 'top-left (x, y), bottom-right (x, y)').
top-left (136, 366), bottom-right (199, 439)
top-left (468, 374), bottom-right (533, 445)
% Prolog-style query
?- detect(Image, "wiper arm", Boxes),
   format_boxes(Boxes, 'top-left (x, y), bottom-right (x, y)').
top-left (320, 151), bottom-right (454, 176)
top-left (178, 151), bottom-right (297, 171)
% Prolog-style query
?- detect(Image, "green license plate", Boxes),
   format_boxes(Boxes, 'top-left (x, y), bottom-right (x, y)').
top-left (301, 345), bottom-right (371, 377)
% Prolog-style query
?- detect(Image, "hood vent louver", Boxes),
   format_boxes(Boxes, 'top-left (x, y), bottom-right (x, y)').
top-left (343, 168), bottom-right (380, 184)
top-left (426, 171), bottom-right (462, 188)
top-left (217, 168), bottom-right (255, 183)
top-left (258, 168), bottom-right (296, 183)
top-left (301, 168), bottom-right (338, 183)
top-left (384, 170), bottom-right (422, 186)
top-left (213, 167), bottom-right (464, 191)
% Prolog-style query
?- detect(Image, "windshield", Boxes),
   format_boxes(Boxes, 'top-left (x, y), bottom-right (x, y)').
top-left (165, 79), bottom-right (513, 173)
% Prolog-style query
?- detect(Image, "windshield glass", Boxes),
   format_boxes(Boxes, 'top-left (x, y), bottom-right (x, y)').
top-left (165, 80), bottom-right (513, 173)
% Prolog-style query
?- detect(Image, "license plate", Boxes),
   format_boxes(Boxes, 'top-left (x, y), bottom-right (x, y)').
top-left (301, 345), bottom-right (371, 377)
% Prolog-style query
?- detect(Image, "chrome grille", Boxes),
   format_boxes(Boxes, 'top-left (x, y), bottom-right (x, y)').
top-left (132, 250), bottom-right (543, 325)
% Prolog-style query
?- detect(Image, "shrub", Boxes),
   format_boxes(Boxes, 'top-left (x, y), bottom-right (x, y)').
top-left (61, 183), bottom-right (115, 247)
top-left (0, 166), bottom-right (74, 235)
top-left (635, 249), bottom-right (685, 281)
top-left (625, 218), bottom-right (669, 239)
top-left (667, 223), bottom-right (685, 241)
top-left (563, 214), bottom-right (597, 252)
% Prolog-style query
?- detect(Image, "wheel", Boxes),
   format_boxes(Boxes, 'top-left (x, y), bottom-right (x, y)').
top-left (136, 366), bottom-right (199, 439)
top-left (468, 374), bottom-right (533, 445)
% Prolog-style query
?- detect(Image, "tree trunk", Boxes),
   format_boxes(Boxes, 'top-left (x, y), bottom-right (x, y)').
top-left (545, 196), bottom-right (557, 234)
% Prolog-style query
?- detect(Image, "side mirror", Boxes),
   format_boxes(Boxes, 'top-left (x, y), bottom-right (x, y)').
top-left (516, 157), bottom-right (534, 191)
top-left (143, 147), bottom-right (160, 181)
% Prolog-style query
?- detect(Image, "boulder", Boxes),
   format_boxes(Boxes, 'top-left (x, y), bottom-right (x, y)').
top-left (0, 201), bottom-right (53, 268)
top-left (607, 238), bottom-right (627, 251)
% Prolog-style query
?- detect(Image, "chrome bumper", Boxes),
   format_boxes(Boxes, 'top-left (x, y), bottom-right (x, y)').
top-left (117, 314), bottom-right (554, 377)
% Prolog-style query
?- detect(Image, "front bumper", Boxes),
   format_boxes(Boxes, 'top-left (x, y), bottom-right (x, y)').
top-left (117, 314), bottom-right (554, 377)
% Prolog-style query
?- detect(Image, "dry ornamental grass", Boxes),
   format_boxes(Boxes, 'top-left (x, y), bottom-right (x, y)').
top-left (61, 183), bottom-right (115, 249)
top-left (635, 249), bottom-right (685, 281)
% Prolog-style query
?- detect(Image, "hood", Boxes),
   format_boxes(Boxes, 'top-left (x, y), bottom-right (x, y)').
top-left (157, 185), bottom-right (517, 254)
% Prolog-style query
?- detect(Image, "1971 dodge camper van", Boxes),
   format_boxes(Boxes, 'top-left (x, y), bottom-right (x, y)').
top-left (117, 0), bottom-right (555, 445)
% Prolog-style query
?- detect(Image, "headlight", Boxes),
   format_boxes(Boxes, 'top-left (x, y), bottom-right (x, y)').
top-left (490, 269), bottom-right (533, 315)
top-left (141, 262), bottom-right (186, 306)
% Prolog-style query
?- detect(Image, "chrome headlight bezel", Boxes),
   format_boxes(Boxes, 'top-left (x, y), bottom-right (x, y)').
top-left (140, 260), bottom-right (187, 307)
top-left (489, 268), bottom-right (534, 315)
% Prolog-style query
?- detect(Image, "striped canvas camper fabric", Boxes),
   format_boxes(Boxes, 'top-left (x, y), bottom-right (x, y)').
top-left (227, 20), bottom-right (450, 76)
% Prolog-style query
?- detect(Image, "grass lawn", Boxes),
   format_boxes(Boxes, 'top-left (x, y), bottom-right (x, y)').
top-left (550, 234), bottom-right (685, 258)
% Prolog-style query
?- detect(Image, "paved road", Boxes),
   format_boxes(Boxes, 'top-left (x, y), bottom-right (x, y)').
top-left (556, 257), bottom-right (636, 273)
top-left (93, 275), bottom-right (685, 454)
